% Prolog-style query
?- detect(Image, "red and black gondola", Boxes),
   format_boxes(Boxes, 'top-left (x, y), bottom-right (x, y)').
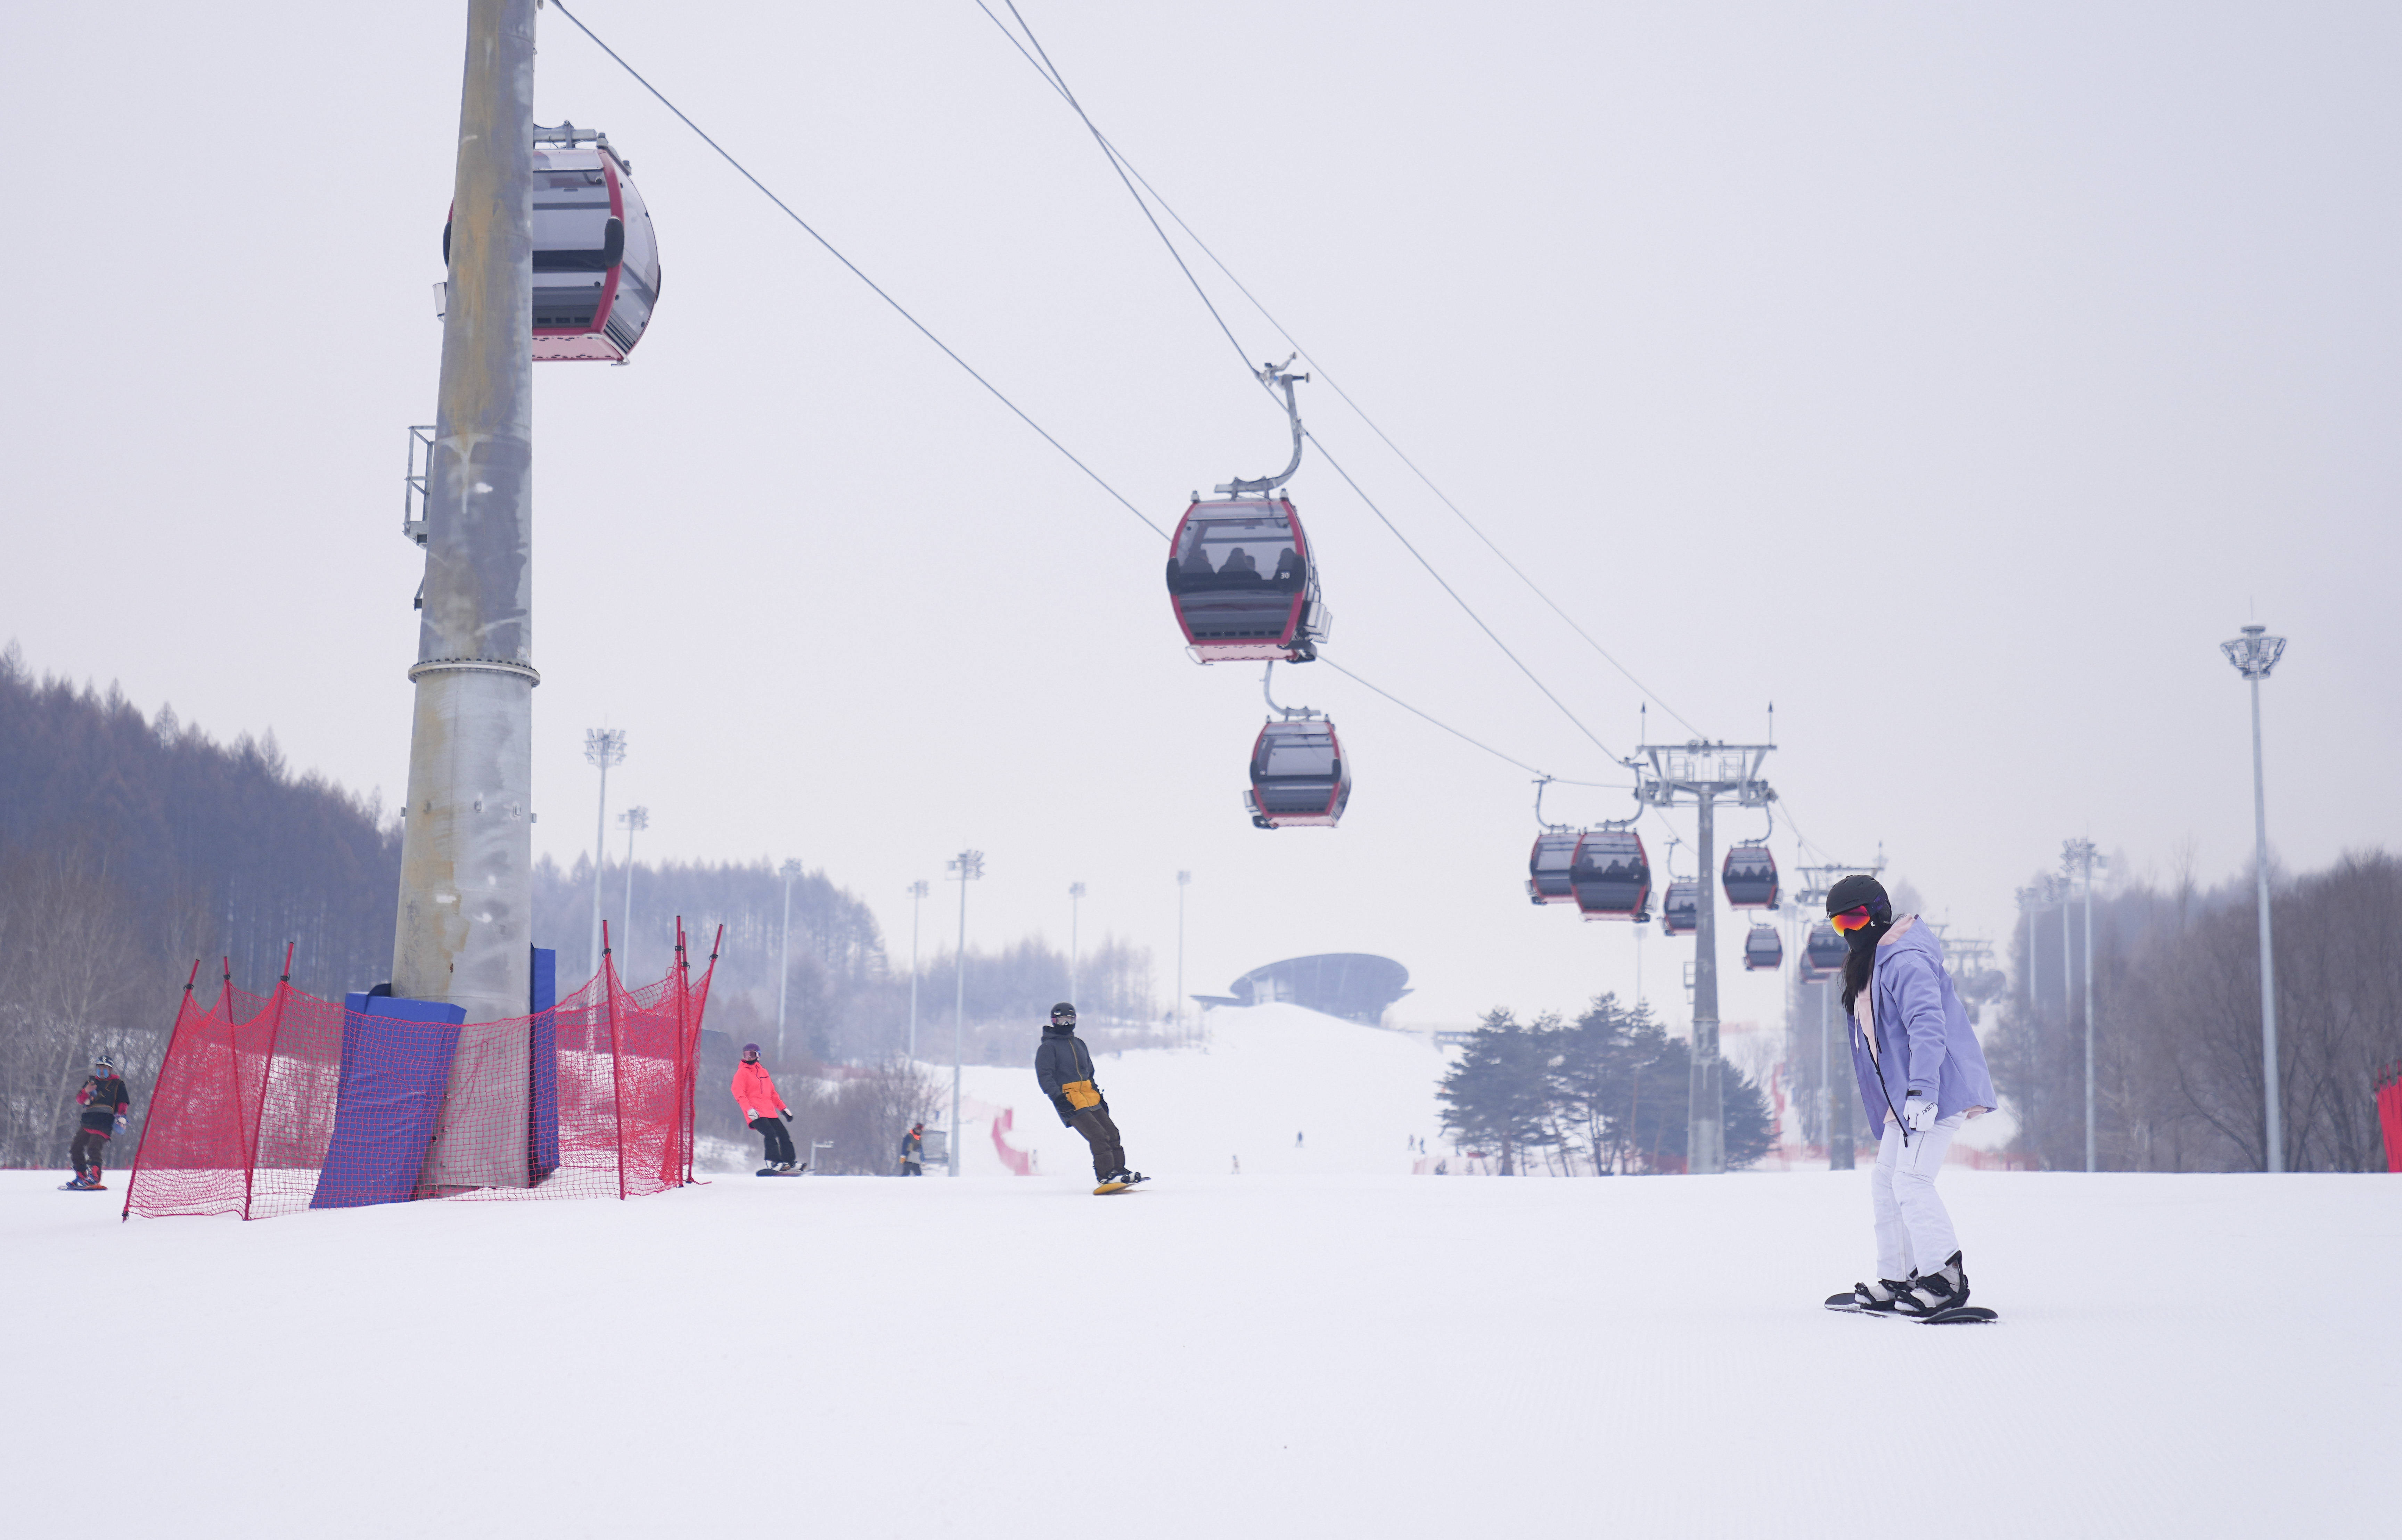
top-left (1742, 923), bottom-right (1784, 971)
top-left (1722, 844), bottom-right (1779, 909)
top-left (443, 127), bottom-right (662, 363)
top-left (1527, 830), bottom-right (1581, 904)
top-left (1661, 879), bottom-right (1699, 936)
top-left (1569, 829), bottom-right (1651, 920)
top-left (1167, 496), bottom-right (1328, 663)
top-left (1246, 718), bottom-right (1350, 829)
top-left (1803, 922), bottom-right (1847, 976)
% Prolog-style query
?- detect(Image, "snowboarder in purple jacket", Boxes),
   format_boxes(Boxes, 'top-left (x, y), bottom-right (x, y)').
top-left (1823, 875), bottom-right (1997, 1317)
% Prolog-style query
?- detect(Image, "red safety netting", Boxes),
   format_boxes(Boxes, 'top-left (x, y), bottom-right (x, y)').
top-left (123, 923), bottom-right (720, 1221)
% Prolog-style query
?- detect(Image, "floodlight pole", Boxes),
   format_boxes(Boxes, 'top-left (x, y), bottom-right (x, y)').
top-left (1068, 882), bottom-right (1087, 1011)
top-left (776, 859), bottom-right (802, 1062)
top-left (391, 0), bottom-right (540, 1026)
top-left (1630, 741), bottom-right (1774, 1174)
top-left (2061, 837), bottom-right (2102, 1173)
top-left (947, 851), bottom-right (984, 1176)
top-left (2221, 623), bottom-right (2287, 1172)
top-left (583, 729), bottom-right (625, 981)
top-left (908, 879), bottom-right (930, 1061)
top-left (619, 805), bottom-right (647, 980)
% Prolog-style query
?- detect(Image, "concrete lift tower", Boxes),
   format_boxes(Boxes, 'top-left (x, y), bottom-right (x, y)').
top-left (1629, 741), bottom-right (1775, 1174)
top-left (1794, 858), bottom-right (1883, 1171)
top-left (391, 0), bottom-right (539, 1029)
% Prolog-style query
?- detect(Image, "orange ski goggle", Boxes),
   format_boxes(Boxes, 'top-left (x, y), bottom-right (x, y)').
top-left (1829, 905), bottom-right (1876, 933)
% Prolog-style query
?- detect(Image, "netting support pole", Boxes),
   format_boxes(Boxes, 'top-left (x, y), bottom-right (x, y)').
top-left (241, 943), bottom-right (297, 1221)
top-left (123, 960), bottom-right (204, 1221)
top-left (673, 917), bottom-right (692, 1186)
top-left (602, 921), bottom-right (626, 1201)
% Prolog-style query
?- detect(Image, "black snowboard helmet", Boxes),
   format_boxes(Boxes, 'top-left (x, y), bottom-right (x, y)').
top-left (1049, 1002), bottom-right (1077, 1025)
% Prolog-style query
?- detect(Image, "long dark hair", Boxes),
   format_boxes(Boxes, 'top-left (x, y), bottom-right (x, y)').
top-left (1841, 943), bottom-right (1876, 1014)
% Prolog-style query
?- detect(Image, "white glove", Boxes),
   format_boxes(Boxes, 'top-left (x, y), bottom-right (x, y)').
top-left (746, 1108), bottom-right (759, 1120)
top-left (1903, 1094), bottom-right (1939, 1134)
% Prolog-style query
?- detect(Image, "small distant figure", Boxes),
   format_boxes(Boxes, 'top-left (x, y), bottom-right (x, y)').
top-left (1036, 1002), bottom-right (1145, 1189)
top-left (1295, 1131), bottom-right (1304, 1149)
top-left (1231, 1155), bottom-right (1241, 1176)
top-left (1272, 548), bottom-right (1302, 584)
top-left (900, 1121), bottom-right (925, 1177)
top-left (1221, 547), bottom-right (1260, 580)
top-left (65, 1056), bottom-right (131, 1191)
top-left (732, 1043), bottom-right (800, 1174)
top-left (1435, 1158), bottom-right (1449, 1176)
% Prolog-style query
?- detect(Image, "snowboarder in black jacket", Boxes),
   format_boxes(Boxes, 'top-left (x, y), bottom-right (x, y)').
top-left (900, 1122), bottom-right (925, 1176)
top-left (69, 1057), bottom-right (132, 1189)
top-left (1034, 1003), bottom-right (1142, 1186)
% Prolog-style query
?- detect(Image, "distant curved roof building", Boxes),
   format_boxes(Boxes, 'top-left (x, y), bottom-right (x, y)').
top-left (1198, 953), bottom-right (1411, 1025)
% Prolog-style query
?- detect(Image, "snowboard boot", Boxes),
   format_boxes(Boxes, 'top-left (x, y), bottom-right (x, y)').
top-left (1894, 1251), bottom-right (1969, 1316)
top-left (1826, 1277), bottom-right (1911, 1313)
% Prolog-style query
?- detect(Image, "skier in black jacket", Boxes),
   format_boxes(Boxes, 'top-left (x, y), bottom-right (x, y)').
top-left (1034, 1003), bottom-right (1143, 1187)
top-left (68, 1057), bottom-right (132, 1190)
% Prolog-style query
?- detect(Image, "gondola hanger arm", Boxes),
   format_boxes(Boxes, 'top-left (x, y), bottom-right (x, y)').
top-left (1216, 357), bottom-right (1309, 496)
top-left (1262, 661), bottom-right (1322, 721)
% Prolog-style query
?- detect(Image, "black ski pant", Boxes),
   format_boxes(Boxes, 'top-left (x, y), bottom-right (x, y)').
top-left (751, 1115), bottom-right (796, 1166)
top-left (70, 1130), bottom-right (108, 1181)
top-left (1067, 1106), bottom-right (1126, 1180)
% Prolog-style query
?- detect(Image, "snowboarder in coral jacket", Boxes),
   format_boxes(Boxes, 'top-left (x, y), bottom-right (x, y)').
top-left (69, 1057), bottom-right (132, 1189)
top-left (731, 1044), bottom-right (800, 1172)
top-left (1035, 1003), bottom-right (1142, 1186)
top-left (1823, 875), bottom-right (1998, 1318)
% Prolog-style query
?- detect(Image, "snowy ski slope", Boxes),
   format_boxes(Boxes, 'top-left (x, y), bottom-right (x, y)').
top-left (2, 1006), bottom-right (2391, 1537)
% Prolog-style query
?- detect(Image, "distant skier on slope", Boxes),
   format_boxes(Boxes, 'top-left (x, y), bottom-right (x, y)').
top-left (66, 1057), bottom-right (132, 1190)
top-left (1035, 1002), bottom-right (1144, 1191)
top-left (900, 1122), bottom-right (925, 1176)
top-left (732, 1043), bottom-right (800, 1174)
top-left (1821, 876), bottom-right (1999, 1319)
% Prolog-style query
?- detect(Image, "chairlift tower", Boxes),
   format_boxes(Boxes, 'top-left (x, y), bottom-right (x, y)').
top-left (391, 0), bottom-right (540, 1024)
top-left (1628, 741), bottom-right (1774, 1174)
top-left (1795, 858), bottom-right (1882, 1172)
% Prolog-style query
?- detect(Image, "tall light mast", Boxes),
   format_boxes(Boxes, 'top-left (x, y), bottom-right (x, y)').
top-left (2220, 623), bottom-right (2287, 1172)
top-left (391, 0), bottom-right (540, 1025)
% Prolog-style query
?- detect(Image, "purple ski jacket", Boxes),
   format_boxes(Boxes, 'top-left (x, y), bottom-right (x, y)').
top-left (1847, 916), bottom-right (1997, 1133)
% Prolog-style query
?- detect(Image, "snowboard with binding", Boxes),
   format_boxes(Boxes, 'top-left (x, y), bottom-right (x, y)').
top-left (60, 1180), bottom-right (108, 1191)
top-left (755, 1164), bottom-right (810, 1177)
top-left (1092, 1172), bottom-right (1150, 1195)
top-left (1825, 1294), bottom-right (1998, 1325)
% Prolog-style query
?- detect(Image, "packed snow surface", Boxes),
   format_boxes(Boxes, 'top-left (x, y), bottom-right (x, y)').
top-left (3, 1008), bottom-right (2392, 1537)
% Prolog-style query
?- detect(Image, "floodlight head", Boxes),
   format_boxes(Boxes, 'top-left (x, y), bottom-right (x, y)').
top-left (620, 805), bottom-right (649, 832)
top-left (1069, 882), bottom-right (1087, 899)
top-left (780, 859), bottom-right (804, 881)
top-left (583, 727), bottom-right (627, 769)
top-left (909, 879), bottom-right (930, 898)
top-left (2220, 624), bottom-right (2286, 680)
top-left (948, 850), bottom-right (985, 880)
top-left (1177, 870), bottom-right (1192, 886)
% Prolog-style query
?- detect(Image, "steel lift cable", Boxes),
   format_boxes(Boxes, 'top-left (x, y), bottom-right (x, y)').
top-left (551, 4), bottom-right (1624, 793)
top-left (973, 0), bottom-right (1712, 742)
top-left (549, 1), bottom-right (1165, 539)
top-left (983, 0), bottom-right (1628, 764)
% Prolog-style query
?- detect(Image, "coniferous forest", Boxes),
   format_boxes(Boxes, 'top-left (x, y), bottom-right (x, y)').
top-left (1437, 995), bottom-right (1776, 1173)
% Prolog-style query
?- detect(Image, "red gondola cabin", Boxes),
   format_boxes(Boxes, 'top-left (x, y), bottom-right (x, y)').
top-left (1246, 719), bottom-right (1350, 828)
top-left (1167, 497), bottom-right (1328, 662)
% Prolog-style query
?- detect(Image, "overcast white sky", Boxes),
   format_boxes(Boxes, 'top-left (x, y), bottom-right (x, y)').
top-left (4, 2), bottom-right (2395, 1029)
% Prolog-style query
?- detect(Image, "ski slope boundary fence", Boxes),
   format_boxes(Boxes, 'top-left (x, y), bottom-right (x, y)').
top-left (123, 922), bottom-right (721, 1221)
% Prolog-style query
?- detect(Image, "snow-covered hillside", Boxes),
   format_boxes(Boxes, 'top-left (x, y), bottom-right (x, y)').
top-left (934, 1002), bottom-right (1452, 1179)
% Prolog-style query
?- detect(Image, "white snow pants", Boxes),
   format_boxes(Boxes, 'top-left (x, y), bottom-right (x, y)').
top-left (1872, 1112), bottom-right (1967, 1281)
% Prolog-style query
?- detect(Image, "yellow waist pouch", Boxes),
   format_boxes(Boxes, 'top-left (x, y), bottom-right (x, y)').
top-left (1063, 1079), bottom-right (1101, 1111)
